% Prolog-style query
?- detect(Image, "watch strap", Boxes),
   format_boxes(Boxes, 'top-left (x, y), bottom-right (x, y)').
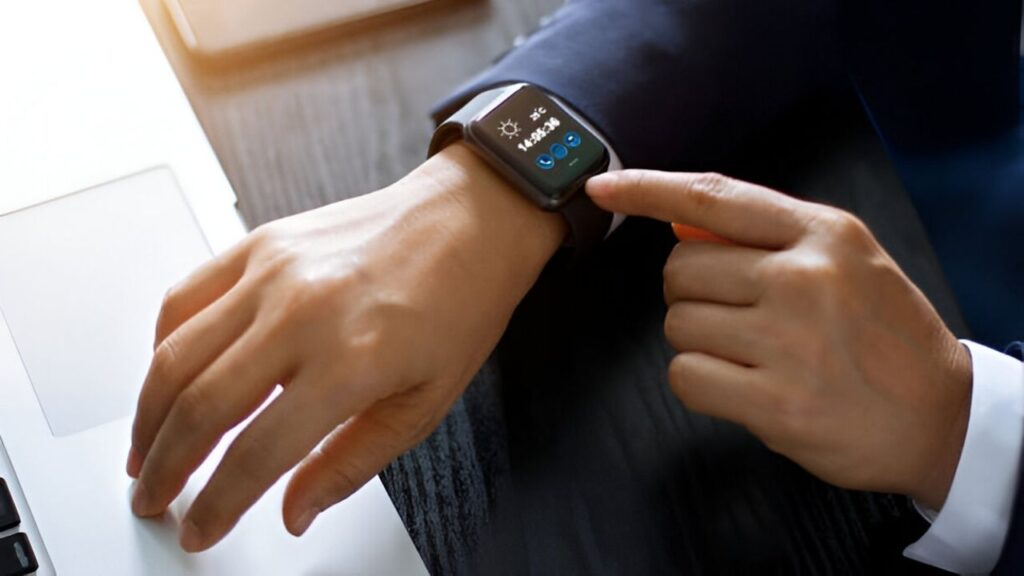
top-left (562, 187), bottom-right (613, 249)
top-left (429, 86), bottom-right (508, 157)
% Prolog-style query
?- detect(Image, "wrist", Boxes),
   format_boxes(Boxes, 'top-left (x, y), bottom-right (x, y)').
top-left (401, 142), bottom-right (567, 290)
top-left (912, 340), bottom-right (974, 510)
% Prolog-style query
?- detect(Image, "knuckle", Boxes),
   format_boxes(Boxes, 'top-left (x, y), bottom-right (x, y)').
top-left (691, 172), bottom-right (731, 196)
top-left (756, 379), bottom-right (816, 435)
top-left (279, 276), bottom-right (340, 320)
top-left (320, 457), bottom-right (365, 502)
top-left (246, 223), bottom-right (297, 264)
top-left (625, 169), bottom-right (652, 191)
top-left (663, 305), bottom-right (689, 350)
top-left (155, 284), bottom-right (185, 338)
top-left (667, 355), bottom-right (697, 402)
top-left (772, 253), bottom-right (842, 292)
top-left (385, 389), bottom-right (443, 445)
top-left (188, 492), bottom-right (234, 539)
top-left (149, 338), bottom-right (181, 385)
top-left (662, 266), bottom-right (678, 303)
top-left (170, 385), bottom-right (211, 432)
top-left (666, 241), bottom-right (687, 264)
top-left (227, 432), bottom-right (274, 482)
top-left (813, 209), bottom-right (871, 245)
top-left (748, 256), bottom-right (770, 289)
top-left (833, 211), bottom-right (870, 238)
top-left (249, 222), bottom-right (284, 249)
top-left (405, 405), bottom-right (442, 440)
top-left (688, 172), bottom-right (732, 212)
top-left (662, 246), bottom-right (687, 300)
top-left (160, 283), bottom-right (183, 316)
top-left (770, 251), bottom-right (863, 321)
top-left (775, 394), bottom-right (815, 438)
top-left (399, 409), bottom-right (436, 446)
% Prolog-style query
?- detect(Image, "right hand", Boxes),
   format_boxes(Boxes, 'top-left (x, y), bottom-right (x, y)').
top-left (588, 170), bottom-right (972, 510)
top-left (127, 143), bottom-right (566, 552)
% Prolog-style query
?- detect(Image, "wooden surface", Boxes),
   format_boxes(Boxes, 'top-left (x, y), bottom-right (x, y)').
top-left (141, 1), bottom-right (966, 573)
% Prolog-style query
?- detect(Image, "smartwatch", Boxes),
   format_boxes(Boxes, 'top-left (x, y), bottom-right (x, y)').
top-left (429, 83), bottom-right (612, 250)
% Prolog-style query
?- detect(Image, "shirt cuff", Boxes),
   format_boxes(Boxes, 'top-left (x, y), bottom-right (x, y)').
top-left (903, 340), bottom-right (1024, 574)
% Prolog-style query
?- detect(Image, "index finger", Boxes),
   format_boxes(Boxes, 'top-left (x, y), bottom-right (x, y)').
top-left (587, 171), bottom-right (813, 248)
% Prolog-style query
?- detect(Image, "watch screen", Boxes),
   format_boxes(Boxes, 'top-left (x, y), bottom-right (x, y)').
top-left (469, 85), bottom-right (608, 205)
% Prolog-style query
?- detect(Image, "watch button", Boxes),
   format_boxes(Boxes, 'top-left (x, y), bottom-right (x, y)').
top-left (564, 131), bottom-right (582, 148)
top-left (550, 143), bottom-right (568, 160)
top-left (536, 154), bottom-right (556, 170)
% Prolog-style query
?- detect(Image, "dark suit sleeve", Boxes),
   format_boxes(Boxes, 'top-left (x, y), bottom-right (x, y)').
top-left (995, 342), bottom-right (1024, 575)
top-left (432, 0), bottom-right (842, 170)
top-left (434, 0), bottom-right (1020, 165)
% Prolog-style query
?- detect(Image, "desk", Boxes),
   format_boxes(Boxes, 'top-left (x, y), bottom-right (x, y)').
top-left (142, 1), bottom-right (965, 573)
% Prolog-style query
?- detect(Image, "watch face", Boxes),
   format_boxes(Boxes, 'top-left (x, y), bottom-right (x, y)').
top-left (468, 85), bottom-right (608, 207)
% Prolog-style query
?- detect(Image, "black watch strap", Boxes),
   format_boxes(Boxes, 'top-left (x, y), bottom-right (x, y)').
top-left (429, 85), bottom-right (612, 251)
top-left (429, 87), bottom-right (507, 157)
top-left (562, 190), bottom-right (612, 249)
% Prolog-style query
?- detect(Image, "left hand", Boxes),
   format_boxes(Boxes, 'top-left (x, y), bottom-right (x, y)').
top-left (126, 144), bottom-right (566, 552)
top-left (587, 170), bottom-right (972, 510)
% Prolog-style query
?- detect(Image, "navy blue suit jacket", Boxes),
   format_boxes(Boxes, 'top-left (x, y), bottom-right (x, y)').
top-left (434, 0), bottom-right (1024, 570)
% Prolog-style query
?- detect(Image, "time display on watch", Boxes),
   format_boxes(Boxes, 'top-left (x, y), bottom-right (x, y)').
top-left (468, 85), bottom-right (609, 208)
top-left (507, 114), bottom-right (561, 153)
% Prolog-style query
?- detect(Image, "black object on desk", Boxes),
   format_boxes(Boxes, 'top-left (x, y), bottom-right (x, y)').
top-left (0, 480), bottom-right (19, 533)
top-left (0, 533), bottom-right (37, 576)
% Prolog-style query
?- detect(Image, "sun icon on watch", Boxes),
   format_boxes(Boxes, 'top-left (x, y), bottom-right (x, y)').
top-left (498, 119), bottom-right (521, 140)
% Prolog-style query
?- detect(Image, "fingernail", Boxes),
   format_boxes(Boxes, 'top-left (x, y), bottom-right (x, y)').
top-left (180, 519), bottom-right (204, 552)
top-left (131, 482), bottom-right (151, 517)
top-left (291, 508), bottom-right (318, 537)
top-left (126, 446), bottom-right (142, 478)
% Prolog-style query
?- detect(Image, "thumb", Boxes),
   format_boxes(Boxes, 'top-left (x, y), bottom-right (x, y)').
top-left (586, 170), bottom-right (809, 248)
top-left (282, 392), bottom-right (434, 537)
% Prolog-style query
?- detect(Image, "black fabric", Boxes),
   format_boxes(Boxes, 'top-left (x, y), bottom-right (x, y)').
top-left (840, 1), bottom-right (1021, 151)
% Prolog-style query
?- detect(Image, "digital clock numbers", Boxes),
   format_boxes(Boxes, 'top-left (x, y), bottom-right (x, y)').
top-left (515, 117), bottom-right (561, 153)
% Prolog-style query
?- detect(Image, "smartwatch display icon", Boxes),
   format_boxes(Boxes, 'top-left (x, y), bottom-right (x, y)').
top-left (550, 143), bottom-right (569, 160)
top-left (564, 131), bottom-right (582, 148)
top-left (536, 154), bottom-right (556, 170)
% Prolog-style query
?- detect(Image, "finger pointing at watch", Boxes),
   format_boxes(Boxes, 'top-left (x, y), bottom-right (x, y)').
top-left (586, 170), bottom-right (973, 510)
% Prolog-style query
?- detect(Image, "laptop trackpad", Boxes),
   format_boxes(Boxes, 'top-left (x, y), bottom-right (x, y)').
top-left (0, 168), bottom-right (212, 437)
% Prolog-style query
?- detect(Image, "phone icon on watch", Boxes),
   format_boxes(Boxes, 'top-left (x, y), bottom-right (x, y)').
top-left (536, 154), bottom-right (556, 170)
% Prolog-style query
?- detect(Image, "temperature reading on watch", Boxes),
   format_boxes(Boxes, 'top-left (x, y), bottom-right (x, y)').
top-left (515, 116), bottom-right (561, 153)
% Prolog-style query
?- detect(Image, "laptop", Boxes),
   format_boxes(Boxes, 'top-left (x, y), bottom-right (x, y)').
top-left (0, 1), bottom-right (428, 574)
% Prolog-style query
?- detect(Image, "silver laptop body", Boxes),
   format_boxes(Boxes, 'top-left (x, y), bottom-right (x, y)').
top-left (0, 1), bottom-right (427, 574)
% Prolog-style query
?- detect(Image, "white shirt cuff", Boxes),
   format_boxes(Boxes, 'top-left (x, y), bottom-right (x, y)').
top-left (903, 340), bottom-right (1024, 574)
